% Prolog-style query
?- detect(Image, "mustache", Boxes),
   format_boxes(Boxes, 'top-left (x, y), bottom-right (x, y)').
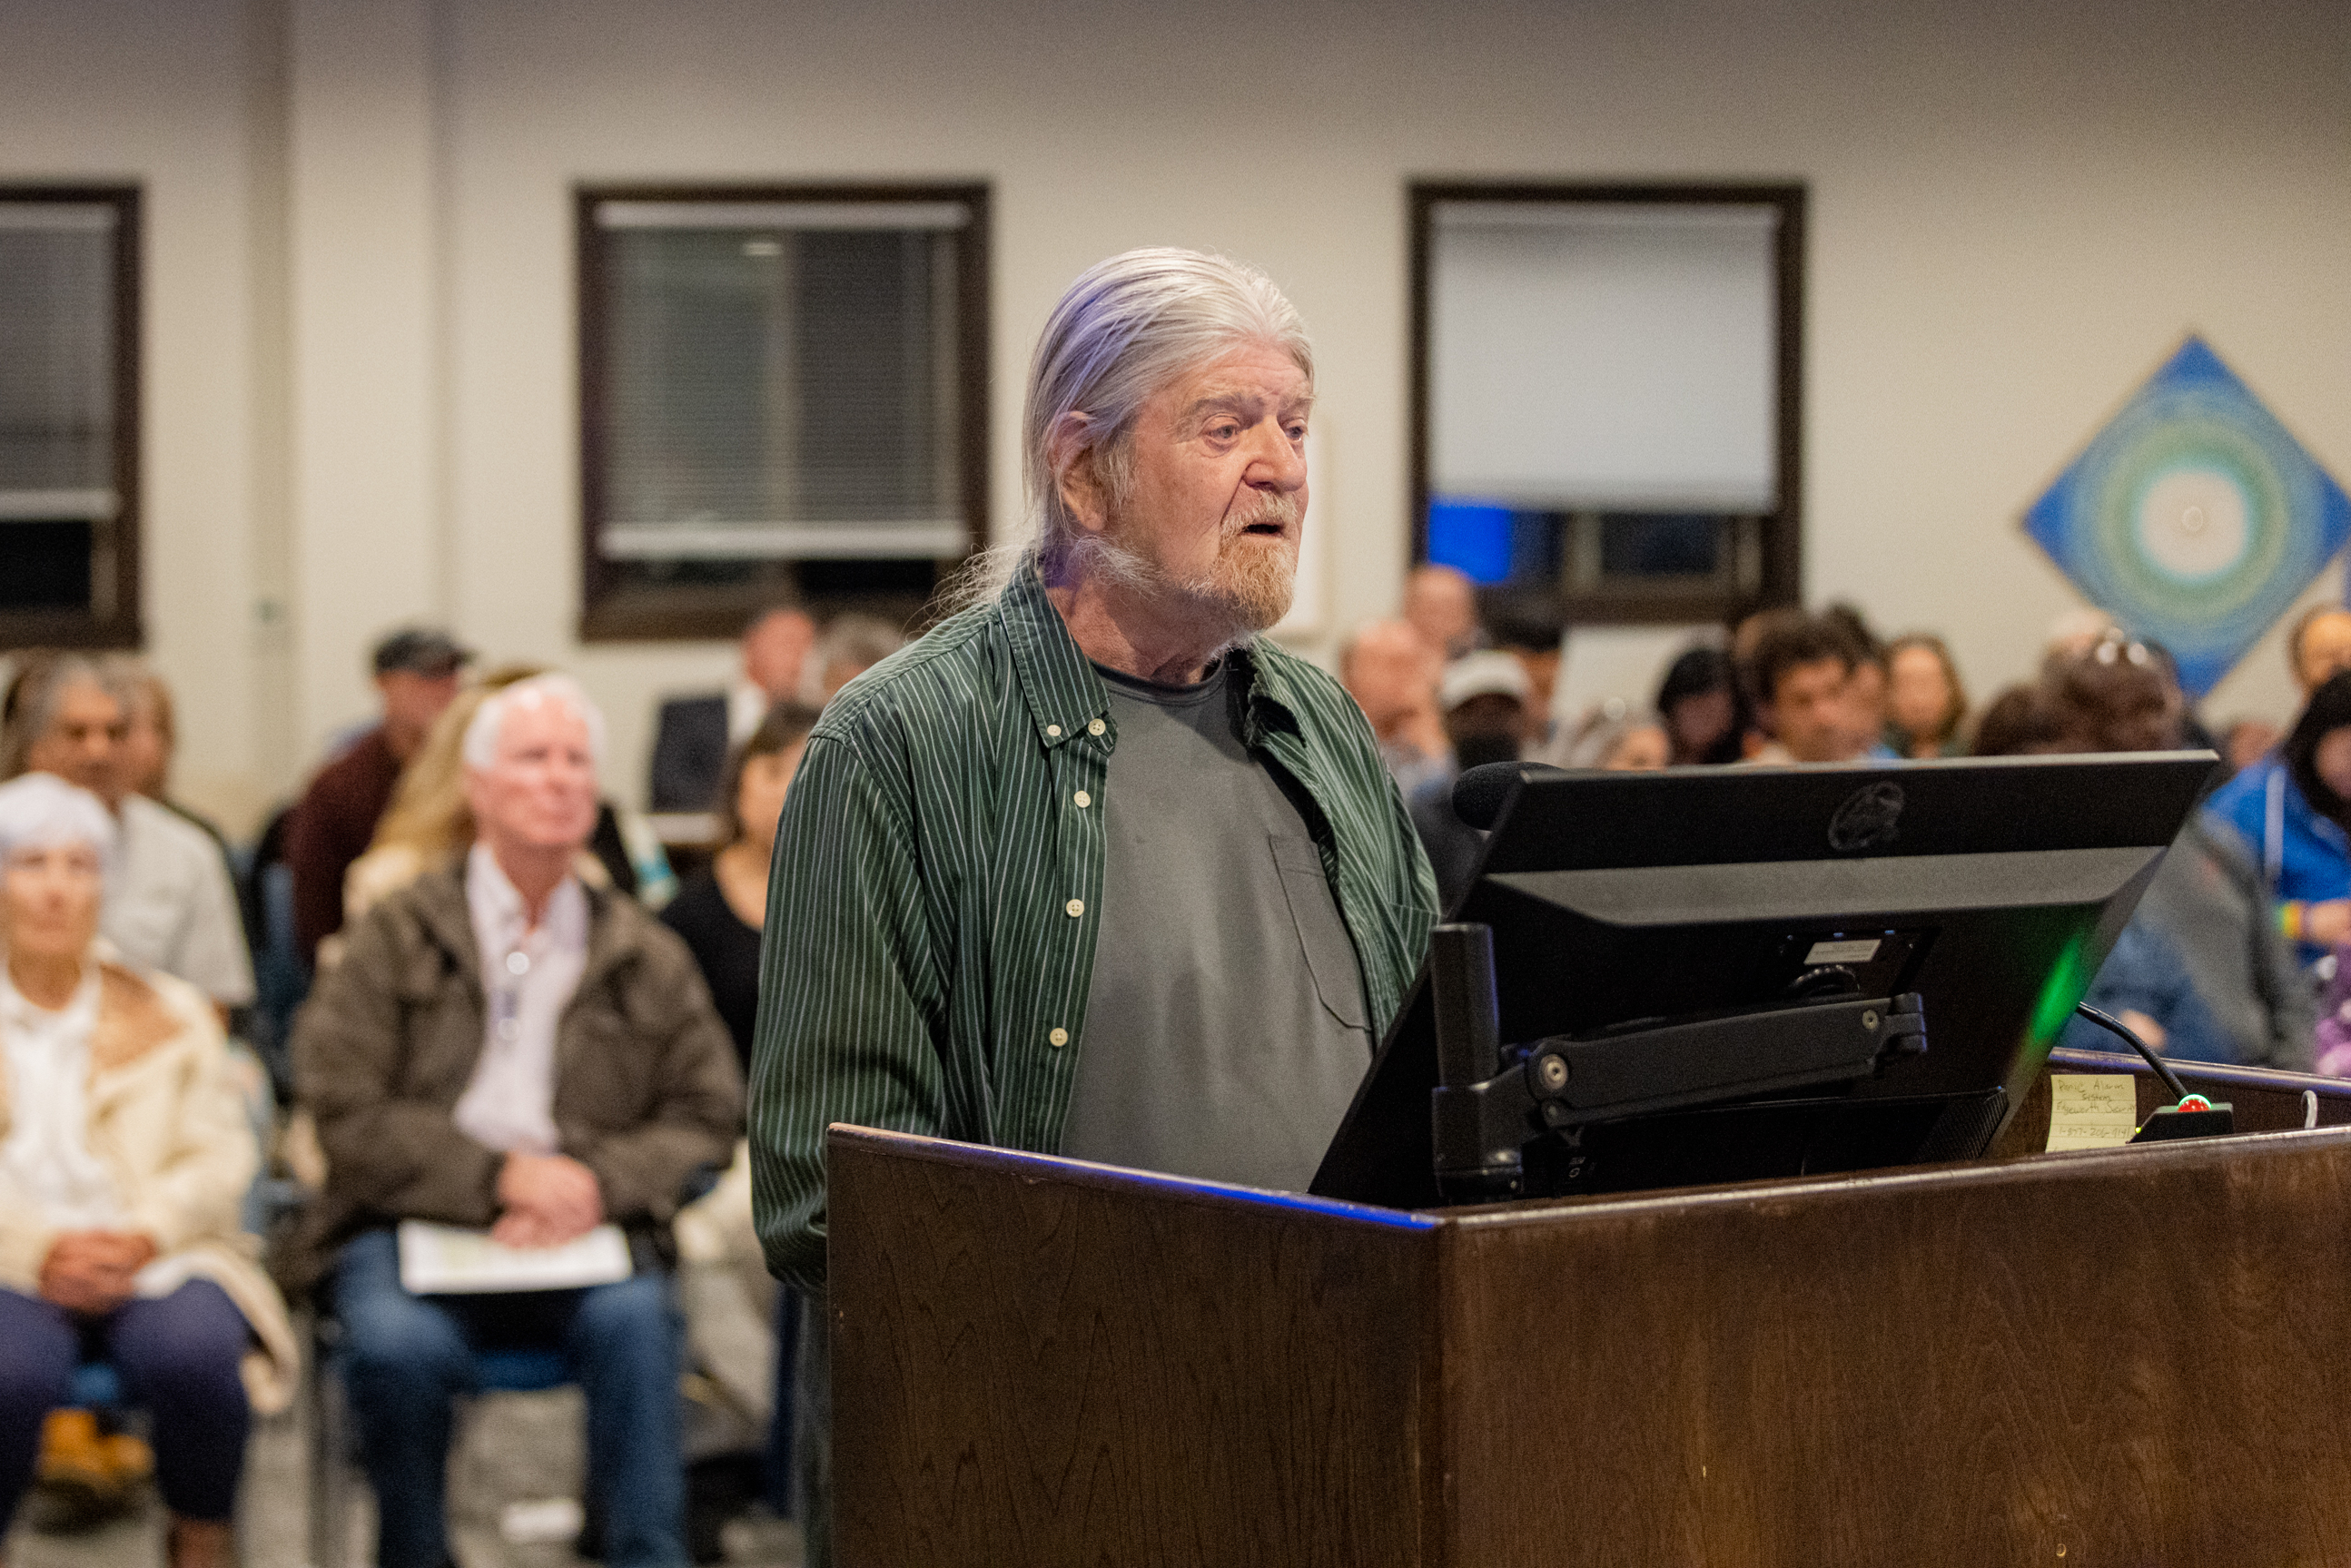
top-left (1224, 491), bottom-right (1301, 537)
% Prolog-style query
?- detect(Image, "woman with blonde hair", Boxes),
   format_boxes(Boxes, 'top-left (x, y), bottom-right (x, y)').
top-left (0, 774), bottom-right (296, 1568)
top-left (335, 673), bottom-right (523, 939)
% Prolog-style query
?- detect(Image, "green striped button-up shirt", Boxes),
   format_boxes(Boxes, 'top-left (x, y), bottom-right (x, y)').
top-left (748, 563), bottom-right (1439, 1293)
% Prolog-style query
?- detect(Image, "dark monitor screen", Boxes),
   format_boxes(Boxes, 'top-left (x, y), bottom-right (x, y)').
top-left (1312, 753), bottom-right (2218, 1210)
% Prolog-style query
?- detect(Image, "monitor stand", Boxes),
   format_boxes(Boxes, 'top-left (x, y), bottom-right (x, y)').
top-left (1428, 922), bottom-right (1930, 1203)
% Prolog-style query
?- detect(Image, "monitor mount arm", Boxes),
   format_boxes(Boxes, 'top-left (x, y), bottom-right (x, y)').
top-left (1429, 922), bottom-right (1930, 1203)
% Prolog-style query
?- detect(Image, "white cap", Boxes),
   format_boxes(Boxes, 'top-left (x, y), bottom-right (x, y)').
top-left (1437, 650), bottom-right (1532, 713)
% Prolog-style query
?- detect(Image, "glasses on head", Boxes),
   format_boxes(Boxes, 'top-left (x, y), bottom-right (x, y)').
top-left (2087, 630), bottom-right (2152, 668)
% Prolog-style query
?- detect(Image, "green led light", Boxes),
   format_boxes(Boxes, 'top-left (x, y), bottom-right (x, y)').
top-left (2023, 931), bottom-right (2095, 1051)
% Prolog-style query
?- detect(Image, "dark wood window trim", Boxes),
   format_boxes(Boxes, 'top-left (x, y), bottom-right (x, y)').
top-left (0, 183), bottom-right (142, 650)
top-left (576, 182), bottom-right (991, 642)
top-left (1408, 180), bottom-right (1804, 626)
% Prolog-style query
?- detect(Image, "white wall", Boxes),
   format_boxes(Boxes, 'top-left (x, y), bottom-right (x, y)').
top-left (4, 0), bottom-right (2347, 829)
top-left (0, 0), bottom-right (274, 828)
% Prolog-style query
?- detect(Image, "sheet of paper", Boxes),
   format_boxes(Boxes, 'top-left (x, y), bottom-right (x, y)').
top-left (397, 1220), bottom-right (633, 1295)
top-left (2046, 1074), bottom-right (2140, 1151)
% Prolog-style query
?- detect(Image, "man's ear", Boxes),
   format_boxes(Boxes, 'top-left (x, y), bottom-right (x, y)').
top-left (1050, 412), bottom-right (1109, 535)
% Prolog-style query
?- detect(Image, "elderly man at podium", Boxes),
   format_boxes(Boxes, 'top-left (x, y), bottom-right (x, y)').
top-left (751, 249), bottom-right (1437, 1557)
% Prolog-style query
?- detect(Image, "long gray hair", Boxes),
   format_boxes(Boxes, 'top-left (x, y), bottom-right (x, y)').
top-left (945, 248), bottom-right (1312, 611)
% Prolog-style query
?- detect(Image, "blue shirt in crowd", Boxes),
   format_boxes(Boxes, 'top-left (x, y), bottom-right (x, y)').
top-left (2204, 754), bottom-right (2351, 965)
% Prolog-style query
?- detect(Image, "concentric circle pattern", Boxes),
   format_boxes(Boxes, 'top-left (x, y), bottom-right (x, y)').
top-left (2024, 337), bottom-right (2351, 698)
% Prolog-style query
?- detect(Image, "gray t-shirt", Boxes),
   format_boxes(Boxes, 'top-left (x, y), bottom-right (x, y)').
top-left (1058, 658), bottom-right (1375, 1191)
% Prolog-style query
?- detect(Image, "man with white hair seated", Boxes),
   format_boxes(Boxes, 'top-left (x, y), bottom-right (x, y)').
top-left (0, 774), bottom-right (296, 1568)
top-left (291, 675), bottom-right (741, 1568)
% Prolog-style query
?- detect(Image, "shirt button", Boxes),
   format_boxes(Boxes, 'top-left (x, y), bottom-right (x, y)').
top-left (1048, 1027), bottom-right (1069, 1048)
top-left (1064, 898), bottom-right (1085, 917)
top-left (1045, 724), bottom-right (1062, 737)
top-left (1088, 718), bottom-right (1106, 736)
top-left (1072, 790), bottom-right (1092, 808)
top-left (505, 952), bottom-right (530, 976)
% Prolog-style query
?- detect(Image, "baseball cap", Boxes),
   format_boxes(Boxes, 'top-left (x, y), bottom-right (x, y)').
top-left (1437, 650), bottom-right (1532, 712)
top-left (371, 626), bottom-right (473, 678)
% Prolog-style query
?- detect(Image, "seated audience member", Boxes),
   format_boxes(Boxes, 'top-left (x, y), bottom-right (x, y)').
top-left (1969, 684), bottom-right (2066, 756)
top-left (659, 702), bottom-right (819, 1519)
top-left (1885, 635), bottom-right (1970, 758)
top-left (292, 675), bottom-right (742, 1568)
top-left (2044, 606), bottom-right (2120, 663)
top-left (1743, 614), bottom-right (1872, 764)
top-left (798, 616), bottom-right (906, 708)
top-left (286, 628), bottom-right (469, 968)
top-left (2287, 604), bottom-right (2351, 697)
top-left (109, 661), bottom-right (233, 857)
top-left (1730, 606), bottom-right (1804, 758)
top-left (2023, 644), bottom-right (2314, 1069)
top-left (2222, 717), bottom-right (2283, 776)
top-left (1341, 619), bottom-right (1450, 797)
top-left (661, 704), bottom-right (818, 1074)
top-left (2135, 640), bottom-right (2220, 754)
top-left (0, 775), bottom-right (296, 1568)
top-left (1, 656), bottom-right (253, 1013)
top-left (2205, 670), bottom-right (2351, 967)
top-left (1822, 604), bottom-right (1894, 759)
top-left (1408, 653), bottom-right (1532, 908)
top-left (1655, 647), bottom-right (1746, 766)
top-left (648, 606), bottom-right (815, 814)
top-left (340, 668), bottom-right (677, 956)
top-left (1565, 706), bottom-right (1670, 771)
top-left (334, 682), bottom-right (504, 944)
top-left (1404, 562), bottom-right (1483, 659)
top-left (2312, 951), bottom-right (2351, 1076)
top-left (1486, 600), bottom-right (1566, 758)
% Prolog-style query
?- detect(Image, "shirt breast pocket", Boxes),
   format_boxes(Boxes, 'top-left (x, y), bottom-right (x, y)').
top-left (1269, 834), bottom-right (1369, 1032)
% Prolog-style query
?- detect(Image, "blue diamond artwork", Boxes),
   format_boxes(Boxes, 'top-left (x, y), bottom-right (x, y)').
top-left (2023, 336), bottom-right (2351, 698)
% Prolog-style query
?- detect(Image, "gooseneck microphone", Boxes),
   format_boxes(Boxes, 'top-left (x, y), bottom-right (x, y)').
top-left (1450, 761), bottom-right (1568, 832)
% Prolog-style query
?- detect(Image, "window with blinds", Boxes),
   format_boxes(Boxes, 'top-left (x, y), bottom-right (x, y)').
top-left (578, 186), bottom-right (989, 639)
top-left (1411, 183), bottom-right (1803, 626)
top-left (0, 187), bottom-right (139, 646)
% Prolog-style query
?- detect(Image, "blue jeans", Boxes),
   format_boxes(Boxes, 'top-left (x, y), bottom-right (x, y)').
top-left (0, 1279), bottom-right (252, 1529)
top-left (332, 1229), bottom-right (686, 1568)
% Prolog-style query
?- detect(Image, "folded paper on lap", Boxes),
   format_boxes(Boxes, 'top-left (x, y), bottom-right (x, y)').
top-left (396, 1220), bottom-right (633, 1295)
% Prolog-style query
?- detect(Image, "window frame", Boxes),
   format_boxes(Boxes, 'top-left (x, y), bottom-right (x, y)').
top-left (0, 182), bottom-right (143, 650)
top-left (1408, 180), bottom-right (1805, 626)
top-left (574, 181), bottom-right (992, 642)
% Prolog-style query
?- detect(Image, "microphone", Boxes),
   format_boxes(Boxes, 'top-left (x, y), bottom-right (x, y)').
top-left (1450, 761), bottom-right (1567, 832)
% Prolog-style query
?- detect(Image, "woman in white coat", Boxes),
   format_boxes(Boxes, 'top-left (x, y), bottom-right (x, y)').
top-left (0, 774), bottom-right (294, 1568)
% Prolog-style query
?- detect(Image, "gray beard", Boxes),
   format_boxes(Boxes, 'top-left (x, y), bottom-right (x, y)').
top-left (1075, 515), bottom-right (1299, 651)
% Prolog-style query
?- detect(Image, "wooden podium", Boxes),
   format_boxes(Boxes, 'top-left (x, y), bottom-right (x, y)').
top-left (828, 1054), bottom-right (2351, 1566)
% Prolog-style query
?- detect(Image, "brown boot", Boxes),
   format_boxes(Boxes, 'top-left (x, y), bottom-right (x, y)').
top-left (34, 1408), bottom-right (153, 1528)
top-left (167, 1516), bottom-right (236, 1568)
top-left (98, 1429), bottom-right (155, 1485)
top-left (39, 1407), bottom-right (153, 1487)
top-left (35, 1410), bottom-right (112, 1494)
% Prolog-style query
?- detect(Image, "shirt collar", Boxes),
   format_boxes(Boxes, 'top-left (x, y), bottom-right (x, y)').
top-left (0, 960), bottom-right (100, 1040)
top-left (465, 843), bottom-right (588, 953)
top-left (995, 556), bottom-right (1304, 754)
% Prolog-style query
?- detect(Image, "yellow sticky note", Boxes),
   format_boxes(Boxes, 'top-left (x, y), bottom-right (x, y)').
top-left (2047, 1074), bottom-right (2139, 1151)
